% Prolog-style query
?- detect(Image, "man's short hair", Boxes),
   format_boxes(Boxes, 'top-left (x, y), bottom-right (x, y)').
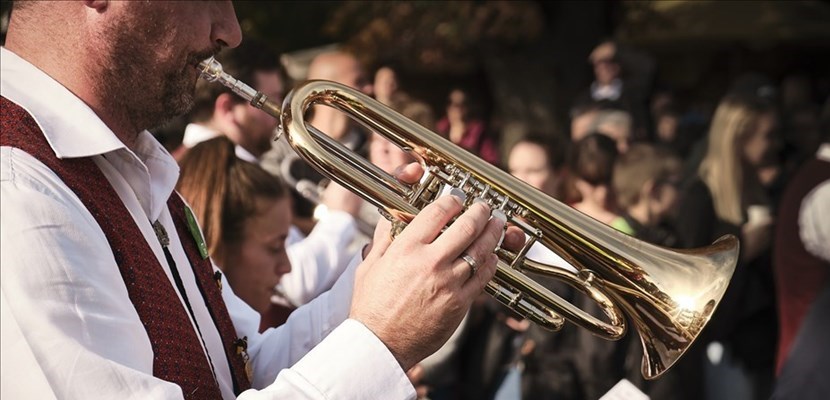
top-left (613, 144), bottom-right (681, 209)
top-left (189, 38), bottom-right (285, 123)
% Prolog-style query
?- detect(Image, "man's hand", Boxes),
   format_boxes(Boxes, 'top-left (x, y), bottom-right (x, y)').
top-left (350, 162), bottom-right (525, 371)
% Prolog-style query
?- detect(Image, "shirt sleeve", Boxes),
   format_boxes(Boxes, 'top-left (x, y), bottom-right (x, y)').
top-left (799, 180), bottom-right (830, 263)
top-left (2, 148), bottom-right (415, 399)
top-left (239, 320), bottom-right (416, 400)
top-left (229, 250), bottom-right (417, 399)
top-left (280, 211), bottom-right (360, 306)
top-left (1, 147), bottom-right (186, 399)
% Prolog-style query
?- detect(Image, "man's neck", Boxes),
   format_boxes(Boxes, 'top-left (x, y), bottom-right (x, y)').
top-left (6, 35), bottom-right (143, 151)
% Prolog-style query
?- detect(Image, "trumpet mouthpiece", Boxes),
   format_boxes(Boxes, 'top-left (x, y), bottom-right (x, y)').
top-left (197, 57), bottom-right (224, 83)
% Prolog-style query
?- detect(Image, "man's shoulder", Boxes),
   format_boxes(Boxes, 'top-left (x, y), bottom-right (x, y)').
top-left (1, 146), bottom-right (82, 209)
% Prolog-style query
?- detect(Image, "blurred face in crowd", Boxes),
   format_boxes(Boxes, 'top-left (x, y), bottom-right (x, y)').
top-left (340, 56), bottom-right (373, 96)
top-left (223, 197), bottom-right (292, 313)
top-left (446, 89), bottom-right (469, 123)
top-left (590, 42), bottom-right (620, 86)
top-left (741, 112), bottom-right (778, 168)
top-left (374, 67), bottom-right (398, 103)
top-left (233, 70), bottom-right (284, 157)
top-left (369, 133), bottom-right (415, 174)
top-left (656, 114), bottom-right (679, 143)
top-left (508, 141), bottom-right (558, 197)
top-left (649, 175), bottom-right (681, 221)
top-left (593, 57), bottom-right (620, 85)
top-left (98, 1), bottom-right (241, 131)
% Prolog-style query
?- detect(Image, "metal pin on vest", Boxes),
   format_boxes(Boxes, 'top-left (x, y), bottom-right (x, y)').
top-left (152, 220), bottom-right (170, 247)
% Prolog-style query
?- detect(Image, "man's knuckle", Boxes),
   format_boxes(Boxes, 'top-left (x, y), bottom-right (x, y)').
top-left (456, 219), bottom-right (478, 239)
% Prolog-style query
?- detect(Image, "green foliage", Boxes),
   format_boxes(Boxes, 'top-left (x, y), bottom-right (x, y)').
top-left (234, 1), bottom-right (545, 74)
top-left (325, 1), bottom-right (544, 74)
top-left (233, 1), bottom-right (340, 54)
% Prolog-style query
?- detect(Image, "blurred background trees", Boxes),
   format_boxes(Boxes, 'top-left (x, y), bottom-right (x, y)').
top-left (3, 0), bottom-right (829, 155)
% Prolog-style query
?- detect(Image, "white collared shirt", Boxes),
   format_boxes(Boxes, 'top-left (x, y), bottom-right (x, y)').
top-left (281, 212), bottom-right (361, 306)
top-left (1, 46), bottom-right (414, 400)
top-left (181, 122), bottom-right (258, 164)
top-left (590, 78), bottom-right (623, 102)
top-left (182, 122), bottom-right (222, 148)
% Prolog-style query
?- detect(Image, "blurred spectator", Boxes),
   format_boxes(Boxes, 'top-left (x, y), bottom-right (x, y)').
top-left (588, 108), bottom-right (633, 154)
top-left (507, 133), bottom-right (567, 200)
top-left (771, 137), bottom-right (830, 400)
top-left (569, 100), bottom-right (603, 143)
top-left (675, 93), bottom-right (779, 400)
top-left (305, 50), bottom-right (373, 149)
top-left (436, 88), bottom-right (500, 165)
top-left (610, 143), bottom-right (690, 399)
top-left (568, 133), bottom-right (630, 233)
top-left (266, 50), bottom-right (373, 237)
top-left (575, 40), bottom-right (652, 142)
top-left (181, 39), bottom-right (285, 163)
top-left (176, 137), bottom-right (292, 316)
top-left (654, 106), bottom-right (679, 147)
top-left (612, 144), bottom-right (682, 246)
top-left (185, 45), bottom-right (365, 323)
top-left (585, 41), bottom-right (623, 102)
top-left (367, 94), bottom-right (431, 176)
top-left (373, 65), bottom-right (400, 107)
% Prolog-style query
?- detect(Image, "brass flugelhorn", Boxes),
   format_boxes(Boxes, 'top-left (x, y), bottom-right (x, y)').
top-left (198, 57), bottom-right (738, 379)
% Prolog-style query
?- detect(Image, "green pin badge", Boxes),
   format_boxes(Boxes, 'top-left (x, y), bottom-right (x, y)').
top-left (184, 205), bottom-right (209, 259)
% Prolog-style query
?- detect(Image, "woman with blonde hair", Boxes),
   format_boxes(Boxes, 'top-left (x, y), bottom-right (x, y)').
top-left (177, 136), bottom-right (292, 315)
top-left (680, 94), bottom-right (777, 258)
top-left (675, 93), bottom-right (779, 400)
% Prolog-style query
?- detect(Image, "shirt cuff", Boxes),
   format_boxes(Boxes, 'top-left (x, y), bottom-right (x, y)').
top-left (288, 319), bottom-right (416, 399)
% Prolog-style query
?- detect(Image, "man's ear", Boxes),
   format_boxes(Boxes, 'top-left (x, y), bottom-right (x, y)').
top-left (83, 1), bottom-right (108, 12)
top-left (214, 93), bottom-right (237, 120)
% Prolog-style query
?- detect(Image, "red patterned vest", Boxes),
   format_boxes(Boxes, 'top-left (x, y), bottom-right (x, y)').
top-left (1, 97), bottom-right (251, 398)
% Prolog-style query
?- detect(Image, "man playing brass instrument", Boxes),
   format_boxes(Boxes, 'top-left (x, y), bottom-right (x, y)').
top-left (0, 1), bottom-right (522, 398)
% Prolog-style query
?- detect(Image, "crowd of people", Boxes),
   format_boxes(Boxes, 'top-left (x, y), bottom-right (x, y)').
top-left (2, 1), bottom-right (828, 400)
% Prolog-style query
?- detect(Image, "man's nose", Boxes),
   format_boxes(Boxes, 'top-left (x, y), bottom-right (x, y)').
top-left (211, 1), bottom-right (242, 49)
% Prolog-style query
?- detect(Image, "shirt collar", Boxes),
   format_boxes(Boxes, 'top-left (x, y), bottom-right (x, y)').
top-left (182, 123), bottom-right (221, 148)
top-left (235, 145), bottom-right (260, 164)
top-left (1, 46), bottom-right (180, 221)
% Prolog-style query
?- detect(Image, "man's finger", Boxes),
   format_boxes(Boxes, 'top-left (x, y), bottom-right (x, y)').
top-left (502, 226), bottom-right (526, 252)
top-left (433, 201), bottom-right (493, 262)
top-left (393, 162), bottom-right (424, 185)
top-left (395, 193), bottom-right (465, 245)
top-left (447, 215), bottom-right (504, 283)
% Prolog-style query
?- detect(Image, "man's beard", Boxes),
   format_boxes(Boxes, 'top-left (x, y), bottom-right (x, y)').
top-left (238, 112), bottom-right (278, 157)
top-left (97, 17), bottom-right (218, 133)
